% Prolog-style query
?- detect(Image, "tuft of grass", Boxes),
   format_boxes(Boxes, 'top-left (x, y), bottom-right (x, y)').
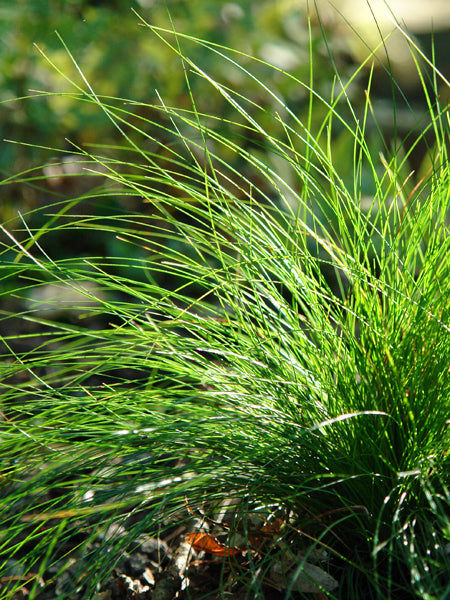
top-left (1, 11), bottom-right (449, 600)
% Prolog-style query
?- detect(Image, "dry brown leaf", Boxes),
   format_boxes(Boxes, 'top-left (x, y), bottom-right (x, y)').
top-left (186, 532), bottom-right (241, 557)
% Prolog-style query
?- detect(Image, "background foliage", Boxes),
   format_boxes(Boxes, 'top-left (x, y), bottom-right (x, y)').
top-left (2, 0), bottom-right (446, 279)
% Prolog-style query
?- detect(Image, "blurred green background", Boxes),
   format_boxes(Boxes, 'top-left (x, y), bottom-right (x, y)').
top-left (0, 0), bottom-right (448, 260)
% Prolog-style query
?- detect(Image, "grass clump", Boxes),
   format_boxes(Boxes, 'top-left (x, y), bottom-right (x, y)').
top-left (0, 11), bottom-right (449, 600)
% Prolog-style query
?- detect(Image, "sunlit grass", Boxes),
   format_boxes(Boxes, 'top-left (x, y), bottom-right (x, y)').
top-left (0, 12), bottom-right (449, 600)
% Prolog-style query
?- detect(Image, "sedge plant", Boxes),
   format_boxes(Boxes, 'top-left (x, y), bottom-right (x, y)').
top-left (0, 11), bottom-right (449, 600)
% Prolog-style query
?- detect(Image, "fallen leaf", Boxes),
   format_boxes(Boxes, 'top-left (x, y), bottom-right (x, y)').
top-left (186, 532), bottom-right (241, 557)
top-left (262, 517), bottom-right (284, 534)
